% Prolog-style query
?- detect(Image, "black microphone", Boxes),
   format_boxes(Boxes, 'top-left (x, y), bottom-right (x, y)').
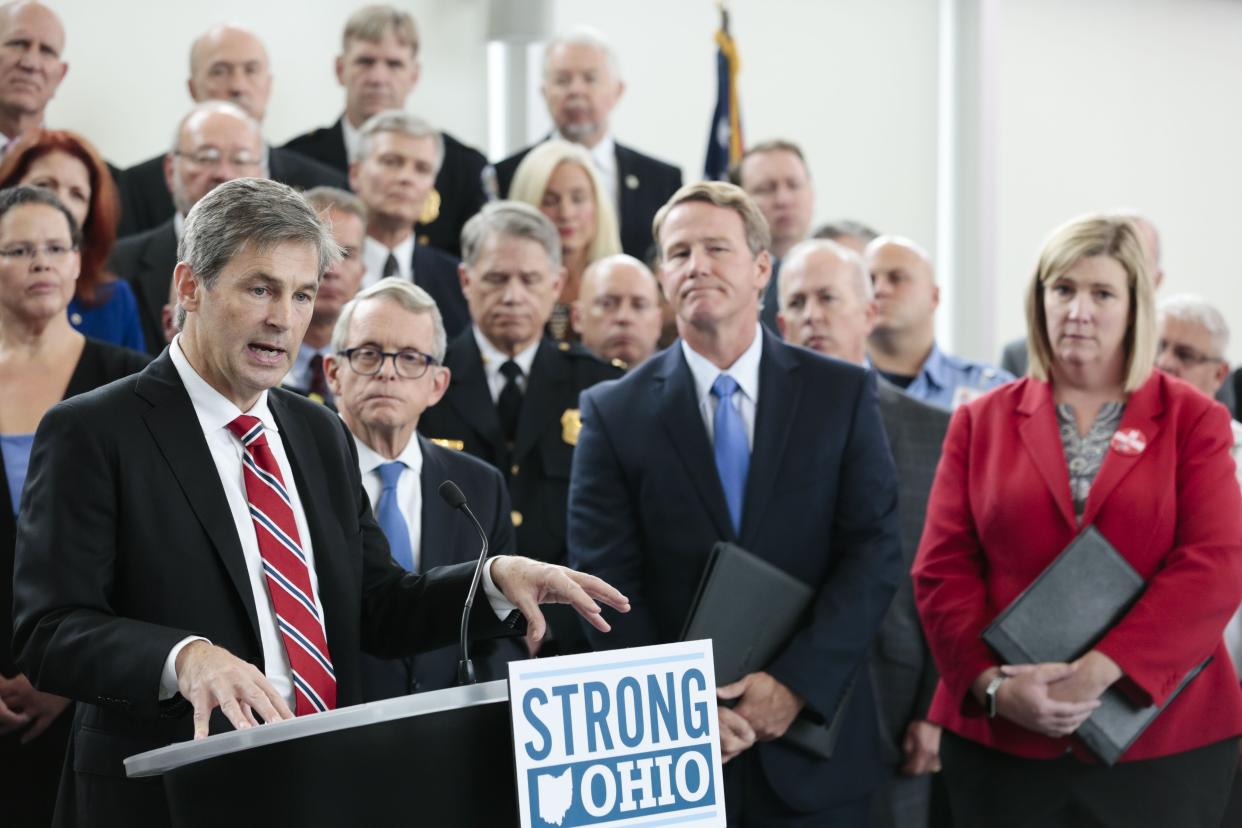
top-left (439, 480), bottom-right (489, 685)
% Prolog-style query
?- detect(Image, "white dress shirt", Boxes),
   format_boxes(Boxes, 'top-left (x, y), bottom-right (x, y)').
top-left (473, 325), bottom-right (539, 404)
top-left (355, 434), bottom-right (424, 573)
top-left (679, 324), bottom-right (763, 448)
top-left (362, 234), bottom-right (416, 289)
top-left (160, 336), bottom-right (326, 706)
top-left (350, 428), bottom-right (516, 617)
top-left (556, 129), bottom-right (618, 209)
top-left (341, 117), bottom-right (361, 165)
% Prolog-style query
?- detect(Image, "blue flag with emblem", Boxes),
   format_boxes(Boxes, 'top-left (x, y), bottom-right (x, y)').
top-left (704, 5), bottom-right (743, 180)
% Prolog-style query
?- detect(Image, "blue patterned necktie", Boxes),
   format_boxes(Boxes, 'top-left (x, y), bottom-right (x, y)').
top-left (711, 374), bottom-right (749, 534)
top-left (376, 461), bottom-right (415, 571)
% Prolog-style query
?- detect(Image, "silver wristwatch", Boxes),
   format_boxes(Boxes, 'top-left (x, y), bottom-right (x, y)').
top-left (985, 674), bottom-right (1008, 718)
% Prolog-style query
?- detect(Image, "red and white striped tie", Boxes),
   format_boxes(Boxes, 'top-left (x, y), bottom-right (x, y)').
top-left (227, 415), bottom-right (337, 715)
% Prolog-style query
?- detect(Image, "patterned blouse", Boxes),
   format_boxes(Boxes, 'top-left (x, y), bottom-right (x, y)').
top-left (1056, 401), bottom-right (1125, 521)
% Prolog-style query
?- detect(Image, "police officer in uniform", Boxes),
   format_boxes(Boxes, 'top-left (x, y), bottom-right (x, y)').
top-left (419, 202), bottom-right (621, 654)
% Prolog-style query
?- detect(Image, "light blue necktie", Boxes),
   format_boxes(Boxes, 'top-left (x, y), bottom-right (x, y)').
top-left (376, 461), bottom-right (415, 572)
top-left (711, 374), bottom-right (749, 535)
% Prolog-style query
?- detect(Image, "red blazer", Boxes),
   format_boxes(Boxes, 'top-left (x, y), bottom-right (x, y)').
top-left (913, 372), bottom-right (1242, 761)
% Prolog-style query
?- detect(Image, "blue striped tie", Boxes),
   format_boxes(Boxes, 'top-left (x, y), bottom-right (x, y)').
top-left (376, 461), bottom-right (415, 571)
top-left (711, 374), bottom-right (749, 535)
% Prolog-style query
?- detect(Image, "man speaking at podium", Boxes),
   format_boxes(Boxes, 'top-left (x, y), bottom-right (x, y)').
top-left (569, 182), bottom-right (901, 825)
top-left (11, 178), bottom-right (628, 828)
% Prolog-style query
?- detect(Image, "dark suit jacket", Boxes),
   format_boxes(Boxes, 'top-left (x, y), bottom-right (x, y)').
top-left (411, 244), bottom-right (470, 338)
top-left (871, 380), bottom-right (949, 769)
top-left (759, 256), bottom-right (782, 336)
top-left (0, 339), bottom-right (148, 828)
top-left (359, 435), bottom-right (524, 699)
top-left (11, 352), bottom-right (514, 827)
top-left (115, 147), bottom-right (347, 239)
top-left (568, 333), bottom-right (902, 812)
top-left (494, 139), bottom-right (682, 261)
top-left (915, 374), bottom-right (1242, 762)
top-left (418, 333), bottom-right (621, 649)
top-left (282, 117), bottom-right (488, 258)
top-left (109, 219), bottom-right (176, 356)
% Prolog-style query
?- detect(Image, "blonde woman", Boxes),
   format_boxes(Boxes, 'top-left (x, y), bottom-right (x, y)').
top-left (509, 140), bottom-right (621, 341)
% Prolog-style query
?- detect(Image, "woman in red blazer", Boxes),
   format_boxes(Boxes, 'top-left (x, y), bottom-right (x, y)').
top-left (914, 213), bottom-right (1242, 828)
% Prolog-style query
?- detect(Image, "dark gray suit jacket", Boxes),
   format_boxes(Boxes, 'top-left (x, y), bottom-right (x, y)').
top-left (871, 380), bottom-right (949, 767)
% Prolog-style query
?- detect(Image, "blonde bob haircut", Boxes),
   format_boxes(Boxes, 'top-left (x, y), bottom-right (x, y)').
top-left (508, 140), bottom-right (621, 265)
top-left (651, 180), bottom-right (771, 260)
top-left (1024, 212), bottom-right (1157, 392)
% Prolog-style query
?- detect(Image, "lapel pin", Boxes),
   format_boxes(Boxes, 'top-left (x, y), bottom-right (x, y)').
top-left (625, 174), bottom-right (639, 190)
top-left (1110, 428), bottom-right (1147, 456)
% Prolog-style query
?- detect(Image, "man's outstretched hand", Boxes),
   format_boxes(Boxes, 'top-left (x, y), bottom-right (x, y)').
top-left (489, 557), bottom-right (630, 650)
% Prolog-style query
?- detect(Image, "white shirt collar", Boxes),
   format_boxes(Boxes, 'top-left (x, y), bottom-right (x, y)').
top-left (473, 324), bottom-right (540, 378)
top-left (169, 334), bottom-right (279, 436)
top-left (173, 212), bottom-right (185, 241)
top-left (341, 116), bottom-right (361, 165)
top-left (352, 428), bottom-right (424, 478)
top-left (680, 324), bottom-right (764, 408)
top-left (362, 234), bottom-right (416, 288)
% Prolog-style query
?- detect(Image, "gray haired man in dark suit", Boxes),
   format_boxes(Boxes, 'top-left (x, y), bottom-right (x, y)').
top-left (778, 239), bottom-right (949, 828)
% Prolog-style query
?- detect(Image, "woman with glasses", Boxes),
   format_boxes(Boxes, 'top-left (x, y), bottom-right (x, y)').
top-left (913, 213), bottom-right (1242, 827)
top-left (0, 186), bottom-right (148, 827)
top-left (508, 140), bottom-right (622, 342)
top-left (0, 129), bottom-right (146, 351)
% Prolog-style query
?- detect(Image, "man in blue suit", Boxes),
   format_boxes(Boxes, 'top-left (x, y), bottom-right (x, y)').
top-left (568, 181), bottom-right (902, 824)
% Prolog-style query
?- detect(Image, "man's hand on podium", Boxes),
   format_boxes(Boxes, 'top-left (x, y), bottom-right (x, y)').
top-left (176, 641), bottom-right (294, 740)
top-left (488, 556), bottom-right (630, 650)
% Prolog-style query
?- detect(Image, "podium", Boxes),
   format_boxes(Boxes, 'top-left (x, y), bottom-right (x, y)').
top-left (125, 680), bottom-right (519, 827)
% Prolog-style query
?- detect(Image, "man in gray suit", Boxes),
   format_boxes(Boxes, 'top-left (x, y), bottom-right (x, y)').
top-left (778, 239), bottom-right (949, 828)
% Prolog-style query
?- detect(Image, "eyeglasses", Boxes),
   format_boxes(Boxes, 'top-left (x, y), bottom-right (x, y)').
top-left (0, 242), bottom-right (76, 261)
top-left (1156, 339), bottom-right (1221, 367)
top-left (339, 347), bottom-right (438, 378)
top-left (175, 148), bottom-right (263, 168)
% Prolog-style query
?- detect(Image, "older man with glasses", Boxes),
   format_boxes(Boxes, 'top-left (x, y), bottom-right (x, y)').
top-left (110, 101), bottom-right (265, 355)
top-left (325, 277), bottom-right (525, 699)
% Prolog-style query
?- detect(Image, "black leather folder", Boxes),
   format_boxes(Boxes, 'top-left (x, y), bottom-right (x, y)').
top-left (680, 541), bottom-right (853, 759)
top-left (982, 525), bottom-right (1208, 765)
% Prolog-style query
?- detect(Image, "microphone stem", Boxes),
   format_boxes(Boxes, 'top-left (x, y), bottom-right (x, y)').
top-left (458, 502), bottom-right (489, 685)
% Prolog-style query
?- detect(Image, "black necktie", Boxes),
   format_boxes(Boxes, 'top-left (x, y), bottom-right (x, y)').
top-left (383, 252), bottom-right (399, 279)
top-left (497, 360), bottom-right (523, 445)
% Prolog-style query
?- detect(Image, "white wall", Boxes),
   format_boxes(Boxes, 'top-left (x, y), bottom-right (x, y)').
top-left (547, 0), bottom-right (941, 257)
top-left (39, 0), bottom-right (1242, 365)
top-left (995, 0), bottom-right (1242, 364)
top-left (45, 0), bottom-right (492, 167)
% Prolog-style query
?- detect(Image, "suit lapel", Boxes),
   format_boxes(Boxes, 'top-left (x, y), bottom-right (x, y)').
top-left (740, 334), bottom-right (800, 544)
top-left (268, 393), bottom-right (349, 657)
top-left (1016, 379), bottom-right (1078, 531)
top-left (136, 354), bottom-right (261, 642)
top-left (1079, 375), bottom-right (1163, 527)
top-left (655, 346), bottom-right (735, 540)
top-left (416, 435), bottom-right (451, 571)
top-left (614, 143), bottom-right (638, 231)
top-left (513, 340), bottom-right (567, 462)
top-left (443, 332), bottom-right (504, 455)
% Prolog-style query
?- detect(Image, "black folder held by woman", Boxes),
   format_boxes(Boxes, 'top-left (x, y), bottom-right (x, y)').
top-left (680, 541), bottom-right (854, 760)
top-left (982, 525), bottom-right (1208, 765)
